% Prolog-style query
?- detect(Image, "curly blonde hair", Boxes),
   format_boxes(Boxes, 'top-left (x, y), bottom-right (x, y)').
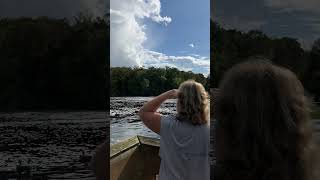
top-left (177, 80), bottom-right (209, 125)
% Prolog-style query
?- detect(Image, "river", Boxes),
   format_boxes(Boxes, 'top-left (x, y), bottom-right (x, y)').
top-left (110, 97), bottom-right (177, 144)
top-left (0, 111), bottom-right (107, 179)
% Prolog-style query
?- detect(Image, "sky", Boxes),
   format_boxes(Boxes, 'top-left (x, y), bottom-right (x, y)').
top-left (0, 0), bottom-right (106, 19)
top-left (211, 0), bottom-right (320, 49)
top-left (110, 0), bottom-right (210, 75)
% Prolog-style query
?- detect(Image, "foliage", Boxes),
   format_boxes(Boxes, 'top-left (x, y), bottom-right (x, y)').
top-left (110, 67), bottom-right (210, 97)
top-left (211, 20), bottom-right (320, 101)
top-left (0, 15), bottom-right (108, 110)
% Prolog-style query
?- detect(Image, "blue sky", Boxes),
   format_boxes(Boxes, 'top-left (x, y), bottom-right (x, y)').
top-left (144, 0), bottom-right (210, 57)
top-left (110, 0), bottom-right (210, 75)
top-left (212, 0), bottom-right (320, 49)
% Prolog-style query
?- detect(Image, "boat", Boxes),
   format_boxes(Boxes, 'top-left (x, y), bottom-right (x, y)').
top-left (110, 136), bottom-right (160, 180)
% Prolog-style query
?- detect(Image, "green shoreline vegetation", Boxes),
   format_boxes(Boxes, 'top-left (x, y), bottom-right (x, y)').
top-left (211, 21), bottom-right (320, 104)
top-left (110, 67), bottom-right (210, 97)
top-left (0, 14), bottom-right (108, 110)
top-left (1, 16), bottom-right (319, 111)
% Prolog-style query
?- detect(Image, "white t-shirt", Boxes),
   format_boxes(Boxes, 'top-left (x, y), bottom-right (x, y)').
top-left (159, 115), bottom-right (210, 180)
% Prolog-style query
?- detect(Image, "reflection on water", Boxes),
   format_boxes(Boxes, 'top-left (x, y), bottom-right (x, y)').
top-left (110, 97), bottom-right (177, 144)
top-left (0, 112), bottom-right (107, 179)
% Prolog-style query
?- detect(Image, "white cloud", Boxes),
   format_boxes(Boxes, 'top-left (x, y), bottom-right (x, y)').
top-left (189, 43), bottom-right (195, 48)
top-left (110, 0), bottom-right (209, 75)
top-left (190, 54), bottom-right (201, 57)
top-left (264, 0), bottom-right (320, 13)
top-left (144, 51), bottom-right (210, 75)
top-left (110, 0), bottom-right (171, 67)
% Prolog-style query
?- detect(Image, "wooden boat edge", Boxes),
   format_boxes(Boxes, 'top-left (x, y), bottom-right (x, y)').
top-left (110, 136), bottom-right (160, 158)
top-left (137, 135), bottom-right (160, 147)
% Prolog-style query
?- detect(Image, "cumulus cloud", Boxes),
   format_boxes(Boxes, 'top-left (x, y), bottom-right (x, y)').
top-left (0, 0), bottom-right (106, 18)
top-left (264, 0), bottom-right (320, 13)
top-left (110, 0), bottom-right (171, 67)
top-left (110, 0), bottom-right (209, 75)
top-left (110, 8), bottom-right (146, 67)
top-left (144, 51), bottom-right (210, 75)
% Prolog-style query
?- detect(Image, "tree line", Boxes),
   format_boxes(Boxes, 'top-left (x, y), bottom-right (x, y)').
top-left (211, 21), bottom-right (320, 101)
top-left (5, 17), bottom-right (319, 109)
top-left (110, 67), bottom-right (210, 97)
top-left (0, 15), bottom-right (108, 110)
top-left (0, 15), bottom-right (211, 110)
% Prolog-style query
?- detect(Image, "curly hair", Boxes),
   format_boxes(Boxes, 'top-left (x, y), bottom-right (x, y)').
top-left (214, 59), bottom-right (318, 180)
top-left (176, 80), bottom-right (209, 125)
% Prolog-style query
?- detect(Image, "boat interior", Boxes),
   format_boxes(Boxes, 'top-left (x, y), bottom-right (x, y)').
top-left (110, 136), bottom-right (161, 180)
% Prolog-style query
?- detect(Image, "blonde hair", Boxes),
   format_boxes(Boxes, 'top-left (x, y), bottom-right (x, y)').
top-left (177, 80), bottom-right (209, 125)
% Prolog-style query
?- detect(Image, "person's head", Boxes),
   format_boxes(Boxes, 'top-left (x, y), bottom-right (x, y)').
top-left (176, 80), bottom-right (209, 125)
top-left (214, 59), bottom-right (316, 180)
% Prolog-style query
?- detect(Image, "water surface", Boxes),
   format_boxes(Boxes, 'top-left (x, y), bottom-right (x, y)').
top-left (0, 111), bottom-right (107, 179)
top-left (110, 97), bottom-right (177, 144)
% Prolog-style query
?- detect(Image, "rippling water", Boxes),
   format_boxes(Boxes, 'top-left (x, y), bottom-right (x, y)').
top-left (0, 111), bottom-right (107, 179)
top-left (110, 97), bottom-right (177, 144)
top-left (109, 97), bottom-right (320, 173)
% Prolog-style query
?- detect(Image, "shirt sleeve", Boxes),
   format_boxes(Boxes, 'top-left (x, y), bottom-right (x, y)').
top-left (160, 115), bottom-right (172, 138)
top-left (159, 115), bottom-right (173, 158)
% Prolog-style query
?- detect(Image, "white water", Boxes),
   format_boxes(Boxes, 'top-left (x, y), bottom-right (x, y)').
top-left (110, 97), bottom-right (177, 144)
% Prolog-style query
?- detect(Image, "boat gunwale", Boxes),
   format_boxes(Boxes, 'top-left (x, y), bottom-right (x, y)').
top-left (110, 136), bottom-right (160, 159)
